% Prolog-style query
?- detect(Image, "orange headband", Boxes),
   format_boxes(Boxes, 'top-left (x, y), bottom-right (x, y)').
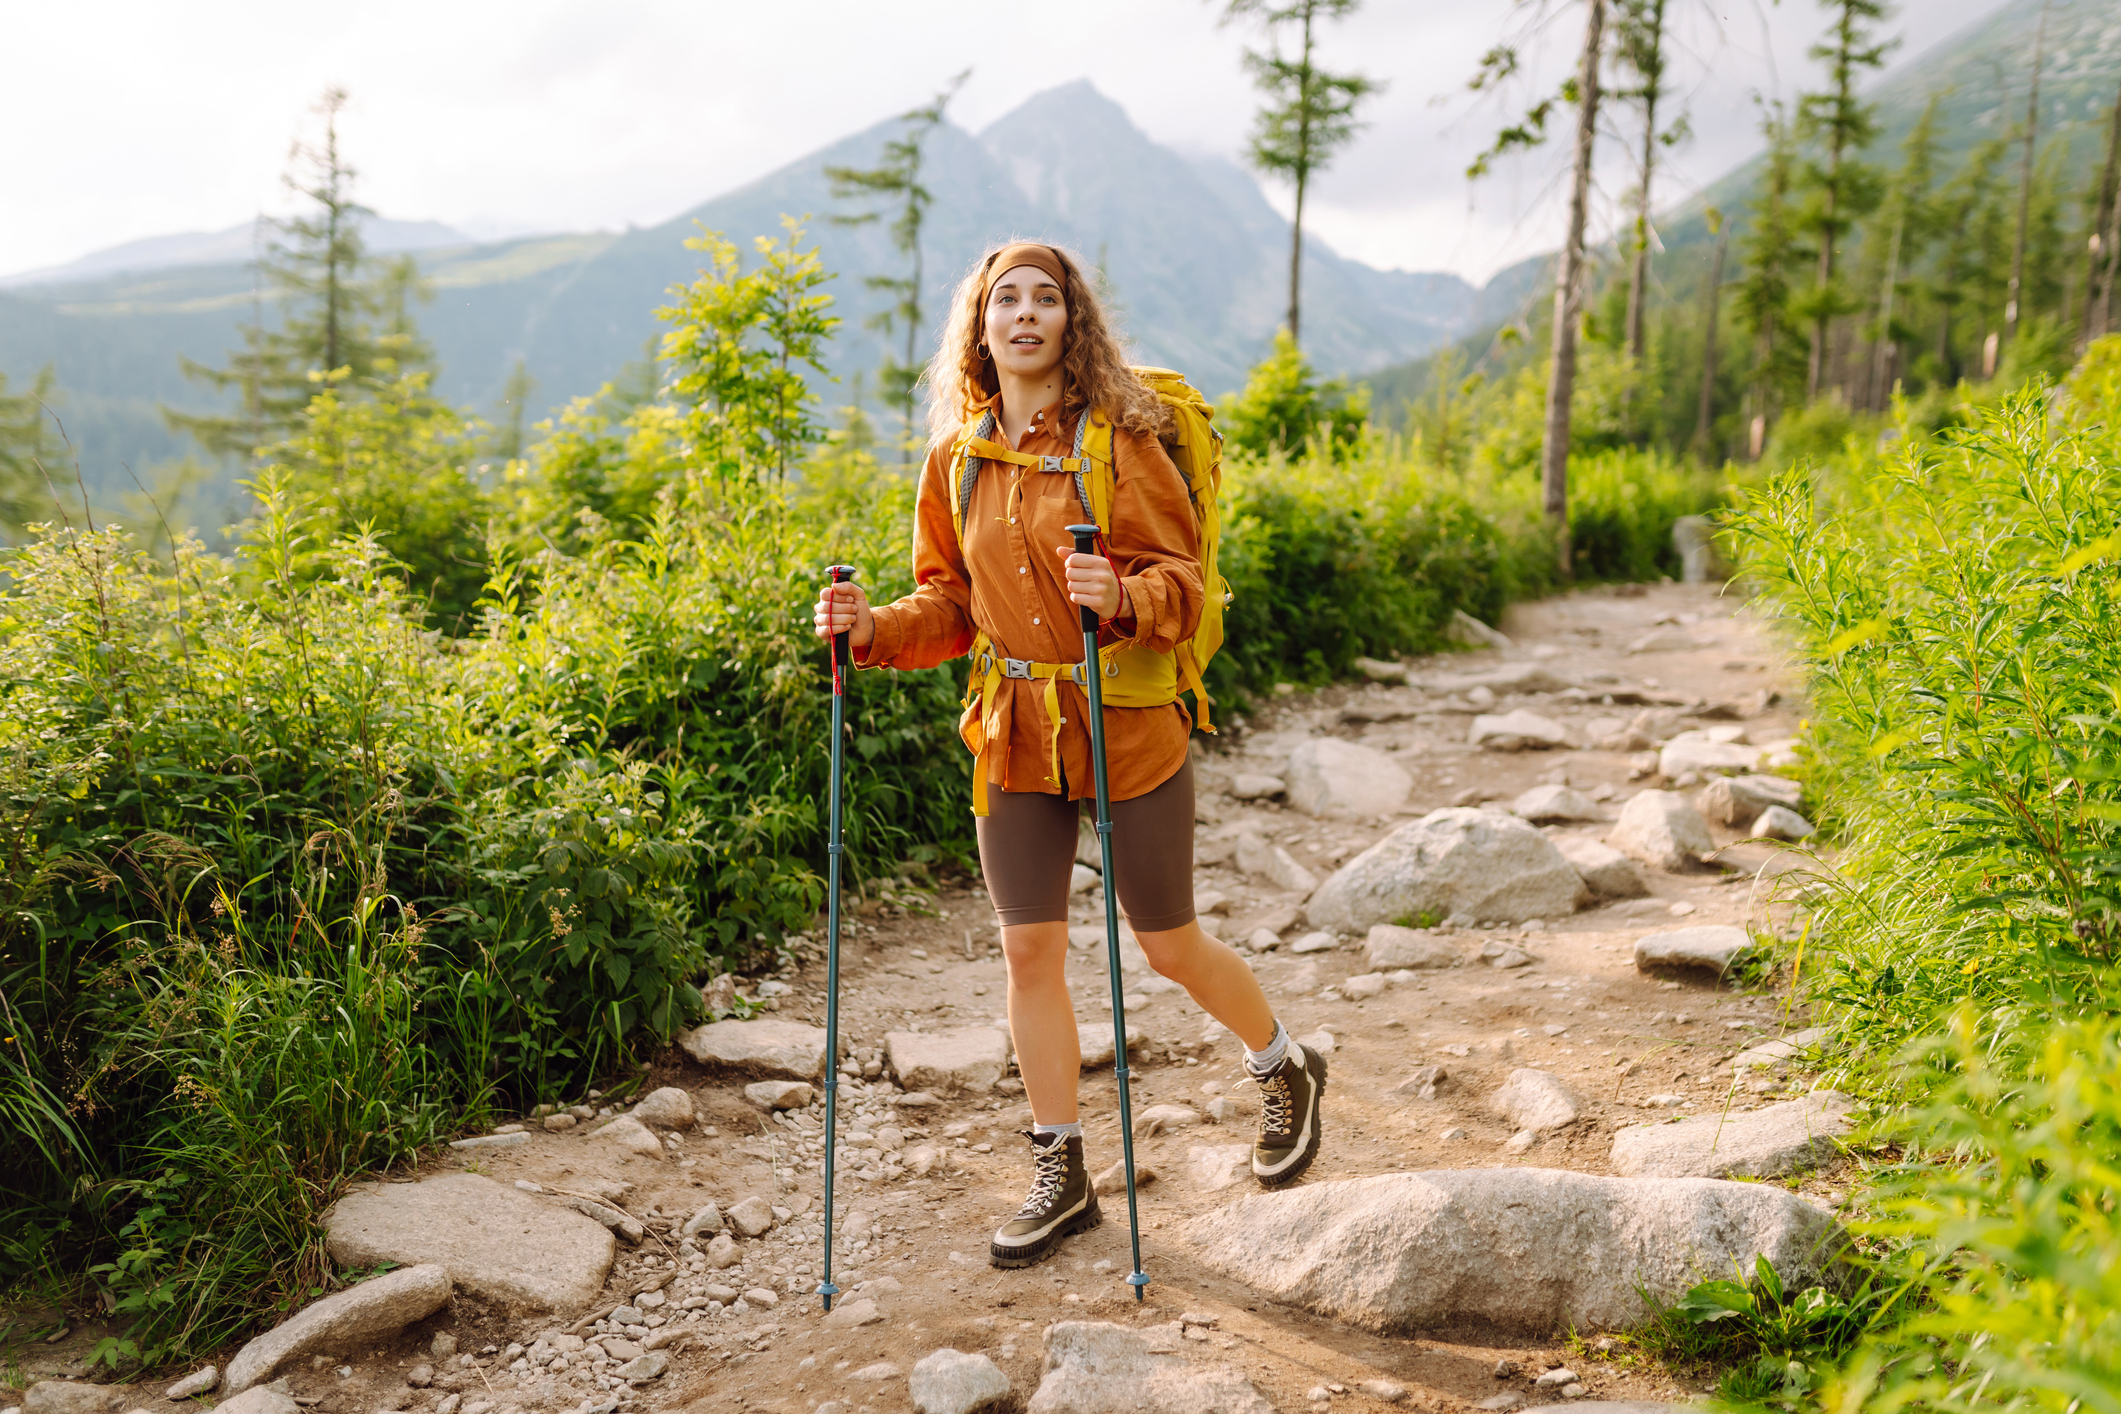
top-left (980, 243), bottom-right (1069, 307)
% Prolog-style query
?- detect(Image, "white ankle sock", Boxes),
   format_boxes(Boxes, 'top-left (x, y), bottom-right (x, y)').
top-left (1033, 1122), bottom-right (1082, 1142)
top-left (1244, 1021), bottom-right (1290, 1076)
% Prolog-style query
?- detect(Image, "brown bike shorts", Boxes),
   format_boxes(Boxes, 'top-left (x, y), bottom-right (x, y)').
top-left (976, 756), bottom-right (1196, 932)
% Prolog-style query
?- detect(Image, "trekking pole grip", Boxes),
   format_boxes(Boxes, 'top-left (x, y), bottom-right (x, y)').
top-left (1065, 524), bottom-right (1099, 634)
top-left (826, 564), bottom-right (857, 671)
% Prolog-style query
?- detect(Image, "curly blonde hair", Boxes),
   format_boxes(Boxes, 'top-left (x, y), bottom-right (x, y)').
top-left (925, 242), bottom-right (1172, 445)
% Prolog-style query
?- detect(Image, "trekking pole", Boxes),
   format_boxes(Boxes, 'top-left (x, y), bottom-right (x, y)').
top-left (1067, 524), bottom-right (1150, 1303)
top-left (816, 563), bottom-right (857, 1313)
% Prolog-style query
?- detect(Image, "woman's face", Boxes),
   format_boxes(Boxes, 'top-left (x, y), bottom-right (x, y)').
top-left (983, 264), bottom-right (1068, 384)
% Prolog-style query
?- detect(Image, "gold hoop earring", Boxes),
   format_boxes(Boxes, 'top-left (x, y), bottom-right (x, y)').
top-left (976, 342), bottom-right (990, 361)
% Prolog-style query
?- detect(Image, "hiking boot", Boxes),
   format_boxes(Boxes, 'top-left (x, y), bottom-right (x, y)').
top-left (1251, 1039), bottom-right (1328, 1187)
top-left (990, 1131), bottom-right (1101, 1268)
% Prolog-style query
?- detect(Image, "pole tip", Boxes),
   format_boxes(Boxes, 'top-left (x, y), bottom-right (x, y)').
top-left (1126, 1271), bottom-right (1150, 1300)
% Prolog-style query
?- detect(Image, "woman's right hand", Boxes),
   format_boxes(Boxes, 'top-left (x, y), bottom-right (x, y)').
top-left (813, 579), bottom-right (875, 650)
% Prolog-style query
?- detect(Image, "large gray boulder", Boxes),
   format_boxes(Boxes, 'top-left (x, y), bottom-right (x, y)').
top-left (910, 1348), bottom-right (1013, 1414)
top-left (1306, 809), bottom-right (1585, 934)
top-left (886, 1027), bottom-right (1011, 1096)
top-left (1285, 738), bottom-right (1412, 818)
top-left (1611, 1092), bottom-right (1853, 1179)
top-left (325, 1173), bottom-right (614, 1312)
top-left (224, 1264), bottom-right (451, 1393)
top-left (1184, 1169), bottom-right (1846, 1333)
top-left (675, 1017), bottom-right (829, 1079)
top-left (1553, 836), bottom-right (1649, 899)
top-left (1027, 1322), bottom-right (1274, 1414)
top-left (1611, 791), bottom-right (1714, 871)
top-left (1634, 925), bottom-right (1752, 976)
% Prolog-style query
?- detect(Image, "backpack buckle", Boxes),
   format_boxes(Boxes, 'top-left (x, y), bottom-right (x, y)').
top-left (1040, 456), bottom-right (1066, 474)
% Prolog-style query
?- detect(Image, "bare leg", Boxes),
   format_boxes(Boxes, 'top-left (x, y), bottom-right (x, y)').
top-left (1001, 921), bottom-right (1080, 1124)
top-left (1131, 920), bottom-right (1276, 1051)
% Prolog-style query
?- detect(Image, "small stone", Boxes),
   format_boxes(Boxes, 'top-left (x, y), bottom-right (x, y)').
top-left (908, 1348), bottom-right (1012, 1414)
top-left (1071, 863), bottom-right (1101, 894)
top-left (1560, 1384), bottom-right (1587, 1398)
top-left (726, 1196), bottom-right (776, 1237)
top-left (1186, 1144), bottom-right (1254, 1191)
top-left (1510, 784), bottom-right (1600, 822)
top-left (542, 1113), bottom-right (576, 1131)
top-left (1634, 924), bottom-right (1752, 976)
top-left (1393, 1065), bottom-right (1447, 1100)
top-left (1363, 925), bottom-right (1457, 970)
top-left (404, 1365), bottom-right (432, 1390)
top-left (1493, 1360), bottom-right (1519, 1379)
top-left (1485, 945), bottom-right (1532, 969)
top-left (1477, 1395), bottom-right (1525, 1411)
top-left (705, 1234), bottom-right (740, 1268)
top-left (224, 1264), bottom-right (452, 1393)
top-left (629, 1087), bottom-right (694, 1129)
top-left (1611, 790), bottom-right (1715, 871)
top-left (1134, 1104), bottom-right (1203, 1137)
top-left (1339, 972), bottom-right (1387, 1000)
top-left (1491, 1069), bottom-right (1582, 1132)
top-left (1552, 836), bottom-right (1649, 899)
top-left (1359, 1380), bottom-right (1408, 1403)
top-left (1290, 931), bottom-right (1336, 953)
top-left (680, 1202), bottom-right (723, 1238)
top-left (823, 1298), bottom-right (885, 1330)
top-left (203, 1392), bottom-right (297, 1414)
top-left (849, 1360), bottom-right (902, 1381)
top-left (675, 1017), bottom-right (829, 1080)
top-left (166, 1368), bottom-right (220, 1400)
top-left (447, 1132), bottom-right (529, 1150)
top-left (741, 1287), bottom-right (779, 1308)
top-left (586, 1115), bottom-right (663, 1157)
top-left (612, 1353), bottom-right (667, 1382)
top-left (1752, 805), bottom-right (1815, 841)
top-left (742, 1079), bottom-right (814, 1111)
top-left (1246, 927), bottom-right (1282, 952)
top-left (1534, 1368), bottom-right (1578, 1388)
top-left (1438, 1127), bottom-right (1467, 1140)
top-left (1502, 1129), bottom-right (1538, 1153)
top-left (1469, 710), bottom-right (1571, 751)
top-left (430, 1334), bottom-right (458, 1359)
top-left (1301, 1028), bottom-right (1336, 1054)
top-left (1230, 774), bottom-right (1286, 800)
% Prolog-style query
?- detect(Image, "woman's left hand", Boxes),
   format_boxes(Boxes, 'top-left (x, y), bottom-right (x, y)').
top-left (1056, 545), bottom-right (1125, 621)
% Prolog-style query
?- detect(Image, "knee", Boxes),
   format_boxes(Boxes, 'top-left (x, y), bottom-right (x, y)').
top-left (1001, 922), bottom-right (1070, 980)
top-left (1134, 922), bottom-right (1205, 980)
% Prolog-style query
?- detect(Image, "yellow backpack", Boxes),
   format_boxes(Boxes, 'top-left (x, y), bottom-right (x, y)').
top-left (946, 368), bottom-right (1229, 814)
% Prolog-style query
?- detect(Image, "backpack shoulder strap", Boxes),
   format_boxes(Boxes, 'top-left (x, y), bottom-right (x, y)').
top-left (947, 409), bottom-right (997, 544)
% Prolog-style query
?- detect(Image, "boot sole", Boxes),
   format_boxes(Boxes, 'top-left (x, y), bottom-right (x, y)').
top-left (988, 1198), bottom-right (1103, 1269)
top-left (1254, 1053), bottom-right (1328, 1189)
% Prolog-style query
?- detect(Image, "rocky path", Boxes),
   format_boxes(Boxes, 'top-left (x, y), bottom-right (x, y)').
top-left (8, 582), bottom-right (1854, 1414)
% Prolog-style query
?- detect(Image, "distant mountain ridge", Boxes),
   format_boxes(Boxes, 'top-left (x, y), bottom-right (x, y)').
top-left (0, 82), bottom-right (1483, 504)
top-left (0, 215), bottom-right (472, 289)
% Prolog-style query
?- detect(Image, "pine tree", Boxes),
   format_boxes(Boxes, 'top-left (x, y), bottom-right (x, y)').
top-left (2005, 1), bottom-right (2052, 350)
top-left (1219, 0), bottom-right (1381, 345)
top-left (1613, 0), bottom-right (1683, 366)
top-left (0, 367), bottom-right (62, 532)
top-left (167, 88), bottom-right (428, 460)
top-left (2082, 86), bottom-right (2121, 346)
top-left (1793, 0), bottom-right (1892, 403)
top-left (826, 74), bottom-right (964, 465)
top-left (1737, 106), bottom-right (1806, 451)
top-left (1856, 95), bottom-right (1941, 408)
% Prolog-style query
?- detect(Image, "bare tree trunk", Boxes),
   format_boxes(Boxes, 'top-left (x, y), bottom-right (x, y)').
top-left (2006, 0), bottom-right (2049, 349)
top-left (1869, 211), bottom-right (1903, 410)
top-left (2082, 86), bottom-right (2121, 348)
top-left (1541, 0), bottom-right (1607, 580)
top-left (1692, 220), bottom-right (1729, 456)
top-left (1623, 0), bottom-right (1665, 364)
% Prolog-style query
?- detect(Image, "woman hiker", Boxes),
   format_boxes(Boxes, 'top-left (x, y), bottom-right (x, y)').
top-left (810, 241), bottom-right (1327, 1268)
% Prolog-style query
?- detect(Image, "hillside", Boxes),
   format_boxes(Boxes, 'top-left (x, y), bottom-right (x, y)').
top-left (1364, 0), bottom-right (2121, 425)
top-left (0, 82), bottom-right (1479, 510)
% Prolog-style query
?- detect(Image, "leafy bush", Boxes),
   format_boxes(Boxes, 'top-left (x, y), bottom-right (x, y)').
top-left (1219, 329), bottom-right (1368, 457)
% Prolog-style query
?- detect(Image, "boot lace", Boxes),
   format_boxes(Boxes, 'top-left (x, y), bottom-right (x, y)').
top-left (1256, 1070), bottom-right (1293, 1140)
top-left (1017, 1137), bottom-right (1069, 1216)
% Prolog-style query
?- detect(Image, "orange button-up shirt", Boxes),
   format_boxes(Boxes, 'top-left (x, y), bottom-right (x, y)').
top-left (856, 399), bottom-right (1203, 803)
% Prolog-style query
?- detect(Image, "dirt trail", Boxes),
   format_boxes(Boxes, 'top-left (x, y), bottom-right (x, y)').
top-left (10, 581), bottom-right (1844, 1414)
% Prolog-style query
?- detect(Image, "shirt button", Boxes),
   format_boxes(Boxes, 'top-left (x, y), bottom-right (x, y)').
top-left (1060, 717), bottom-right (1068, 724)
top-left (1009, 517), bottom-right (1017, 524)
top-left (1019, 566), bottom-right (1027, 574)
top-left (1032, 617), bottom-right (1040, 625)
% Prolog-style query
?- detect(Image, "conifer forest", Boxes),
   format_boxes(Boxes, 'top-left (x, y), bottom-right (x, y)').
top-left (5, 3), bottom-right (2121, 1411)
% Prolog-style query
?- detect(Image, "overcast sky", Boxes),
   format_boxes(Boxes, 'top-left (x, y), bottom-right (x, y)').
top-left (5, 0), bottom-right (2010, 286)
